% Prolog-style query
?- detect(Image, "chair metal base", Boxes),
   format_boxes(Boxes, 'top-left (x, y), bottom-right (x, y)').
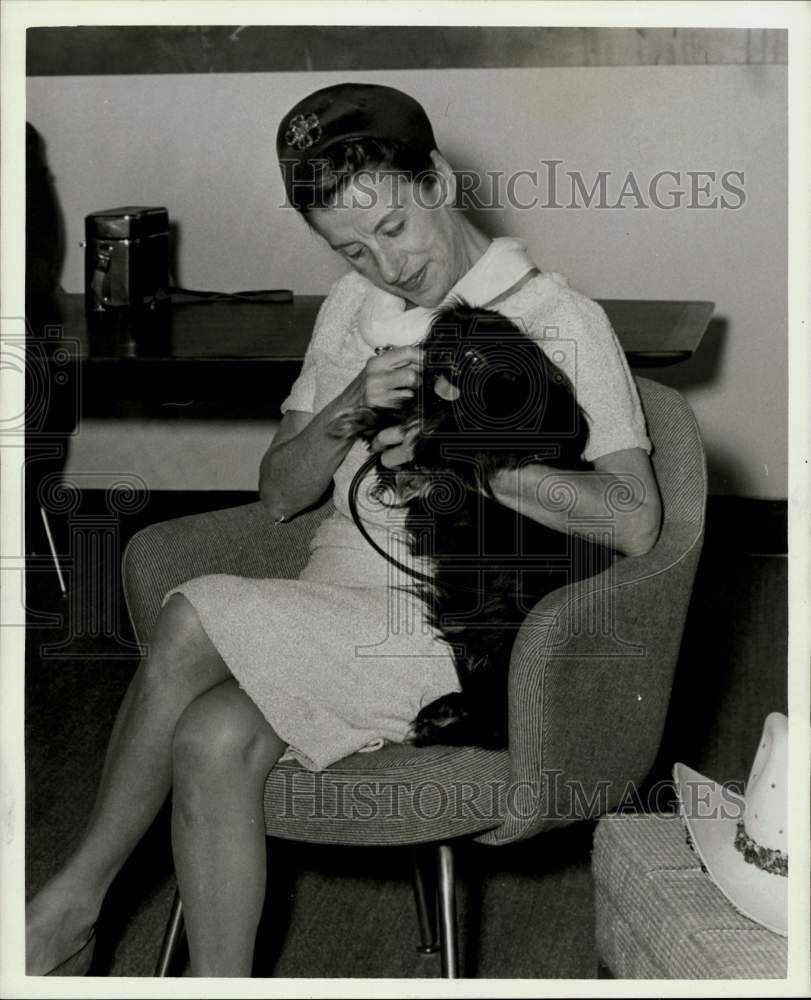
top-left (155, 841), bottom-right (461, 977)
top-left (410, 845), bottom-right (439, 954)
top-left (436, 843), bottom-right (460, 978)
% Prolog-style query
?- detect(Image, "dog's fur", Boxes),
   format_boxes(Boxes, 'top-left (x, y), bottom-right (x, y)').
top-left (337, 304), bottom-right (612, 749)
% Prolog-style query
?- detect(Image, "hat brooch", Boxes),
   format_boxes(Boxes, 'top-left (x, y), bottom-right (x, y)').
top-left (285, 113), bottom-right (322, 152)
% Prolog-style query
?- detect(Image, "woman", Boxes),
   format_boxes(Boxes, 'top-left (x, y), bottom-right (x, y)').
top-left (26, 83), bottom-right (661, 977)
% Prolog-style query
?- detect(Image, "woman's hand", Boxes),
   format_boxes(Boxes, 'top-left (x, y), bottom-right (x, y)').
top-left (259, 345), bottom-right (424, 517)
top-left (370, 422), bottom-right (420, 468)
top-left (361, 345), bottom-right (422, 466)
top-left (489, 447), bottom-right (662, 557)
top-left (360, 345), bottom-right (422, 410)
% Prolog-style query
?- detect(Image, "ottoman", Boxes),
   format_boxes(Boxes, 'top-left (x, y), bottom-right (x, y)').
top-left (592, 814), bottom-right (788, 979)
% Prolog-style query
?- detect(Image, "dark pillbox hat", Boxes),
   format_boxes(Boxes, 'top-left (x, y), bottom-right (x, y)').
top-left (277, 83), bottom-right (437, 203)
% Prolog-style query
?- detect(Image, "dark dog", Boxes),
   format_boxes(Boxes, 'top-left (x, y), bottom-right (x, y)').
top-left (341, 303), bottom-right (612, 749)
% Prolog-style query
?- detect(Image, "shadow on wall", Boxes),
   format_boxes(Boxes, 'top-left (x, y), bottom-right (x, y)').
top-left (26, 122), bottom-right (75, 557)
top-left (169, 220), bottom-right (182, 289)
top-left (26, 122), bottom-right (65, 318)
top-left (635, 317), bottom-right (751, 495)
top-left (702, 444), bottom-right (753, 497)
top-left (644, 537), bottom-right (788, 789)
top-left (648, 317), bottom-right (728, 391)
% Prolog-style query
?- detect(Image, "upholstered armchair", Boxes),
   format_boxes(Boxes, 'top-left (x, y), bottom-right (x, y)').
top-left (122, 377), bottom-right (706, 977)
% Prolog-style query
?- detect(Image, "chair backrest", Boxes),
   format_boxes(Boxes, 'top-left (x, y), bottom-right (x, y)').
top-left (479, 377), bottom-right (707, 846)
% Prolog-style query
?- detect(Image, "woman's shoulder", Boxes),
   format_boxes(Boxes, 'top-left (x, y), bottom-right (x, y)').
top-left (512, 270), bottom-right (607, 319)
top-left (505, 270), bottom-right (615, 344)
top-left (319, 270), bottom-right (369, 319)
top-left (311, 271), bottom-right (372, 349)
top-left (505, 269), bottom-right (649, 460)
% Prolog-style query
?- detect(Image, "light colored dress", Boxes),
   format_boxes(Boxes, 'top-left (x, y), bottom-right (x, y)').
top-left (168, 243), bottom-right (651, 771)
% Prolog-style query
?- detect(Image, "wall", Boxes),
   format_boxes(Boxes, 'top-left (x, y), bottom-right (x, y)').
top-left (26, 64), bottom-right (787, 496)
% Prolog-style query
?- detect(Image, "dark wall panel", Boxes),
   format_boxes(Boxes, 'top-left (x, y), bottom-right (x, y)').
top-left (27, 25), bottom-right (788, 76)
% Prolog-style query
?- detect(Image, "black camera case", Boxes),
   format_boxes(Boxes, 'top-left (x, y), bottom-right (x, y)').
top-left (84, 206), bottom-right (169, 316)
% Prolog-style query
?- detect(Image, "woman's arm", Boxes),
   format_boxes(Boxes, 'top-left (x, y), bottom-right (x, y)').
top-left (484, 286), bottom-right (661, 556)
top-left (259, 345), bottom-right (422, 520)
top-left (489, 447), bottom-right (662, 557)
top-left (258, 407), bottom-right (349, 520)
top-left (373, 428), bottom-right (662, 557)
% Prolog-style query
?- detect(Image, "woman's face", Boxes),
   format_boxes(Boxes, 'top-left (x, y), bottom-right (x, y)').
top-left (307, 158), bottom-right (468, 308)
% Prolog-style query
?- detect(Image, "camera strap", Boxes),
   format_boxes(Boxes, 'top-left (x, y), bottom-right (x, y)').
top-left (90, 248), bottom-right (112, 308)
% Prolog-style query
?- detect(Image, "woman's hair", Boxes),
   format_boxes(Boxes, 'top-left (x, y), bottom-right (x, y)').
top-left (288, 136), bottom-right (438, 216)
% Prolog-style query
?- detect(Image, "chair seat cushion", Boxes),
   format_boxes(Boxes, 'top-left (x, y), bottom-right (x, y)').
top-left (264, 742), bottom-right (510, 845)
top-left (592, 814), bottom-right (787, 979)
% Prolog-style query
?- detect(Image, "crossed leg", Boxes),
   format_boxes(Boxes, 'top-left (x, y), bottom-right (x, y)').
top-left (26, 592), bottom-right (286, 977)
top-left (171, 679), bottom-right (286, 976)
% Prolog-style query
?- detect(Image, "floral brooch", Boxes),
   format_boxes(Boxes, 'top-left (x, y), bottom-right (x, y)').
top-left (285, 113), bottom-right (322, 152)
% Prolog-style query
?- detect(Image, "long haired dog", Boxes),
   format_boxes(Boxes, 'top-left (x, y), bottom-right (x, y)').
top-left (337, 304), bottom-right (611, 749)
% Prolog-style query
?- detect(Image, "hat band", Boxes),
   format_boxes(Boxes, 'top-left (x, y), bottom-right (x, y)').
top-left (734, 820), bottom-right (788, 877)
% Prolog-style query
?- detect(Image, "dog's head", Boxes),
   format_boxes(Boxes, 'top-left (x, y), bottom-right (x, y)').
top-left (395, 302), bottom-right (590, 479)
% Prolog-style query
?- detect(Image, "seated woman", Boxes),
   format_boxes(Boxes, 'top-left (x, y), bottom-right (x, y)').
top-left (25, 83), bottom-right (661, 978)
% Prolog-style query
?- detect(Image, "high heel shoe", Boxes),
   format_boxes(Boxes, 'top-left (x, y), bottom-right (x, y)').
top-left (44, 929), bottom-right (96, 976)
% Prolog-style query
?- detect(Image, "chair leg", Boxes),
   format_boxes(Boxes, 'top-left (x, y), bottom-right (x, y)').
top-left (410, 846), bottom-right (439, 954)
top-left (436, 843), bottom-right (460, 978)
top-left (154, 888), bottom-right (184, 977)
top-left (40, 507), bottom-right (67, 595)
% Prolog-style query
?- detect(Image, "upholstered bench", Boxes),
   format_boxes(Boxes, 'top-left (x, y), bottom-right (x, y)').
top-left (592, 814), bottom-right (788, 979)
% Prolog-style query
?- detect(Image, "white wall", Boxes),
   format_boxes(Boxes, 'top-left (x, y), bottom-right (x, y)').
top-left (27, 65), bottom-right (787, 496)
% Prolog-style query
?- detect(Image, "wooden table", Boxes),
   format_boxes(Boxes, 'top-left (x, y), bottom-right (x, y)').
top-left (43, 292), bottom-right (714, 418)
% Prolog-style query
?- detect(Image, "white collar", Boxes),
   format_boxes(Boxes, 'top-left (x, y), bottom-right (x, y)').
top-left (357, 237), bottom-right (537, 349)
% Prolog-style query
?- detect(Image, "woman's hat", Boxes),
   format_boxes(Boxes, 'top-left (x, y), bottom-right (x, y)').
top-left (673, 712), bottom-right (789, 936)
top-left (276, 83), bottom-right (437, 205)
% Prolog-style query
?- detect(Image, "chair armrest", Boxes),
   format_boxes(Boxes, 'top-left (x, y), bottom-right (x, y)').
top-left (479, 522), bottom-right (703, 846)
top-left (122, 500), bottom-right (332, 645)
top-left (473, 378), bottom-right (707, 846)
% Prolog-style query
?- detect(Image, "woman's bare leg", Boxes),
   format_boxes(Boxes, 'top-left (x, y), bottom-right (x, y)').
top-left (170, 679), bottom-right (287, 977)
top-left (26, 594), bottom-right (232, 974)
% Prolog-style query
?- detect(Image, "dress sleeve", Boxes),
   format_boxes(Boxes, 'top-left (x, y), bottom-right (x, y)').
top-left (279, 273), bottom-right (361, 415)
top-left (567, 295), bottom-right (652, 462)
top-left (523, 278), bottom-right (652, 462)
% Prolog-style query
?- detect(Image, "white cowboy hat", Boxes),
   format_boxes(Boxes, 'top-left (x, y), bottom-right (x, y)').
top-left (673, 711), bottom-right (788, 936)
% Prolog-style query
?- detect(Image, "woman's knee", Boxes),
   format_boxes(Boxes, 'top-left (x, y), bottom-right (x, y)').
top-left (171, 682), bottom-right (282, 787)
top-left (141, 593), bottom-right (224, 690)
top-left (153, 593), bottom-right (210, 649)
